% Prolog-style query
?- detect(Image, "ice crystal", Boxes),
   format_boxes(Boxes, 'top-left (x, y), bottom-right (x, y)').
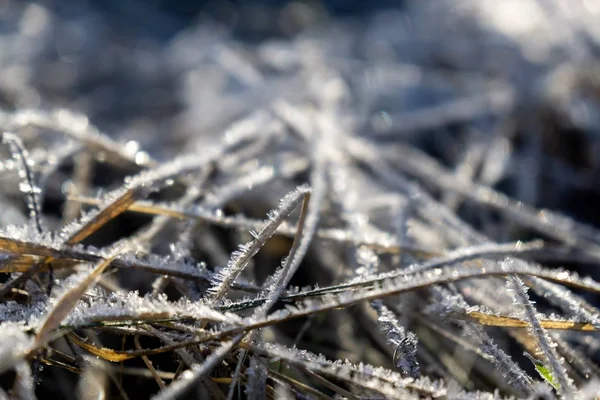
top-left (371, 301), bottom-right (420, 378)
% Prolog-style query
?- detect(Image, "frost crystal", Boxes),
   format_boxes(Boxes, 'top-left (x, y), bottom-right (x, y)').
top-left (371, 301), bottom-right (420, 378)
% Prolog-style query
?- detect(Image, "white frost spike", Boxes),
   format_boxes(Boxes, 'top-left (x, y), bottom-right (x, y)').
top-left (371, 301), bottom-right (420, 378)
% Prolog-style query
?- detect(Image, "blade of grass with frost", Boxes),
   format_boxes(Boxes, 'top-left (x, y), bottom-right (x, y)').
top-left (246, 342), bottom-right (443, 399)
top-left (371, 301), bottom-right (420, 378)
top-left (62, 188), bottom-right (145, 246)
top-left (421, 311), bottom-right (533, 389)
top-left (132, 169), bottom-right (210, 250)
top-left (34, 248), bottom-right (121, 349)
top-left (268, 370), bottom-right (330, 399)
top-left (217, 259), bottom-right (600, 314)
top-left (325, 144), bottom-right (422, 379)
top-left (7, 109), bottom-right (149, 170)
top-left (255, 183), bottom-right (313, 315)
top-left (0, 241), bottom-right (252, 289)
top-left (224, 184), bottom-right (312, 397)
top-left (324, 134), bottom-right (424, 382)
top-left (2, 133), bottom-right (44, 235)
top-left (508, 263), bottom-right (577, 398)
top-left (255, 134), bottom-right (325, 313)
top-left (301, 368), bottom-right (359, 400)
top-left (59, 111), bottom-right (278, 244)
top-left (71, 194), bottom-right (439, 257)
top-left (464, 310), bottom-right (598, 331)
top-left (226, 350), bottom-right (248, 400)
top-left (0, 152), bottom-right (213, 298)
top-left (527, 276), bottom-right (600, 328)
top-left (467, 324), bottom-right (534, 393)
top-left (551, 333), bottom-right (600, 381)
top-left (151, 334), bottom-right (244, 400)
top-left (92, 250), bottom-right (260, 292)
top-left (272, 241), bottom-right (545, 297)
top-left (0, 234), bottom-right (62, 258)
top-left (377, 140), bottom-right (600, 254)
top-left (357, 138), bottom-right (594, 393)
top-left (0, 167), bottom-right (171, 299)
top-left (221, 262), bottom-right (600, 326)
top-left (208, 185), bottom-right (311, 303)
top-left (61, 138), bottom-right (282, 245)
top-left (434, 277), bottom-right (600, 331)
top-left (77, 261), bottom-right (600, 362)
top-left (2, 148), bottom-right (222, 298)
top-left (61, 150), bottom-right (222, 244)
top-left (61, 289), bottom-right (242, 329)
top-left (428, 287), bottom-right (537, 394)
top-left (1, 132), bottom-right (54, 297)
top-left (142, 326), bottom-right (226, 400)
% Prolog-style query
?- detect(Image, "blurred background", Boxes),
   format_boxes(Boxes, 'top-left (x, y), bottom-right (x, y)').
top-left (3, 0), bottom-right (600, 224)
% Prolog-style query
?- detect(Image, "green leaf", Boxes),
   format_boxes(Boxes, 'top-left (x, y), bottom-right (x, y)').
top-left (524, 352), bottom-right (560, 390)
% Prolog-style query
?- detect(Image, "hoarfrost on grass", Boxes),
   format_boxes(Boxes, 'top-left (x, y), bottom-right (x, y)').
top-left (1, 1), bottom-right (600, 398)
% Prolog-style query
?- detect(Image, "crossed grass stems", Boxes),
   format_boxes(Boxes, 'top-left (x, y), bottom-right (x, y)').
top-left (0, 109), bottom-right (599, 399)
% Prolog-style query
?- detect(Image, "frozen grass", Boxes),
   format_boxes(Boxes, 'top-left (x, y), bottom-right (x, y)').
top-left (1, 0), bottom-right (600, 399)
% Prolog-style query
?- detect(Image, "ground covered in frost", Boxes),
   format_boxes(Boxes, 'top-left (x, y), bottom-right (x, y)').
top-left (1, 1), bottom-right (600, 399)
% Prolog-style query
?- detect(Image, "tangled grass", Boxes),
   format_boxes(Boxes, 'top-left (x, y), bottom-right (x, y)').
top-left (1, 1), bottom-right (600, 399)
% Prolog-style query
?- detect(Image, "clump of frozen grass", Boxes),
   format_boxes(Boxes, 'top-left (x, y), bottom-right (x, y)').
top-left (0, 0), bottom-right (600, 398)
